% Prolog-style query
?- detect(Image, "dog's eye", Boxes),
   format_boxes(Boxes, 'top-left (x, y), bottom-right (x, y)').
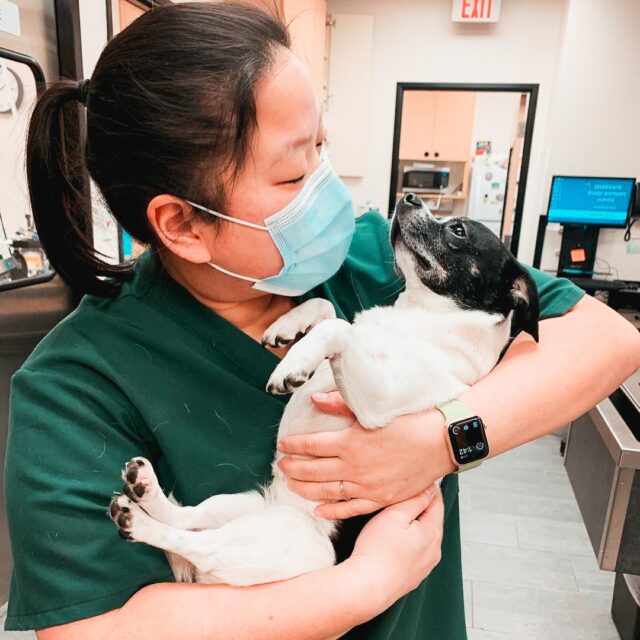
top-left (449, 223), bottom-right (466, 238)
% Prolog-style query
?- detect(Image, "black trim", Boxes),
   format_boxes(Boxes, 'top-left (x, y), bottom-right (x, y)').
top-left (0, 48), bottom-right (46, 90)
top-left (0, 272), bottom-right (56, 293)
top-left (54, 0), bottom-right (84, 80)
top-left (106, 0), bottom-right (114, 40)
top-left (388, 82), bottom-right (539, 259)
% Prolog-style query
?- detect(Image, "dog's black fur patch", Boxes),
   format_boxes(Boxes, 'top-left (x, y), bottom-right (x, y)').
top-left (391, 193), bottom-right (539, 342)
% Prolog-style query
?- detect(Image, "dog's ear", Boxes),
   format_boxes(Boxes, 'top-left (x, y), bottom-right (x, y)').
top-left (505, 261), bottom-right (540, 343)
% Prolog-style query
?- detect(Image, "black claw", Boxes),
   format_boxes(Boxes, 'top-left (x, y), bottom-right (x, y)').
top-left (109, 499), bottom-right (119, 519)
top-left (117, 529), bottom-right (132, 540)
top-left (125, 466), bottom-right (138, 484)
top-left (123, 484), bottom-right (140, 503)
top-left (116, 512), bottom-right (130, 528)
top-left (284, 373), bottom-right (307, 390)
top-left (135, 458), bottom-right (145, 467)
top-left (133, 484), bottom-right (145, 498)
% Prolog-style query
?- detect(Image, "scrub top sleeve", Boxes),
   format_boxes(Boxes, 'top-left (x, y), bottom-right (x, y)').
top-left (4, 367), bottom-right (174, 632)
top-left (522, 265), bottom-right (586, 319)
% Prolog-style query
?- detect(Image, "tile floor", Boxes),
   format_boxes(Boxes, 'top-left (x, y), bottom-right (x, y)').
top-left (0, 435), bottom-right (620, 639)
top-left (459, 434), bottom-right (619, 639)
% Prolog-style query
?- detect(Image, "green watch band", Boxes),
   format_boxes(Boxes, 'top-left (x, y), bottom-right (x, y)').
top-left (437, 400), bottom-right (484, 473)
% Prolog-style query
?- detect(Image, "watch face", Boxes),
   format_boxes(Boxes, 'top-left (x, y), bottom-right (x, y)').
top-left (448, 417), bottom-right (489, 465)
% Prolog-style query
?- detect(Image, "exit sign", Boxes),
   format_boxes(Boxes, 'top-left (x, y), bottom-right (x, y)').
top-left (452, 0), bottom-right (501, 23)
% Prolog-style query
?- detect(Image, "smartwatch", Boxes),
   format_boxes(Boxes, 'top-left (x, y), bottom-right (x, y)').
top-left (437, 399), bottom-right (489, 473)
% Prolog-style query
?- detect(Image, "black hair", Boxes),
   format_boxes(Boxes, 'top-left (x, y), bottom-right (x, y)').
top-left (26, 2), bottom-right (290, 296)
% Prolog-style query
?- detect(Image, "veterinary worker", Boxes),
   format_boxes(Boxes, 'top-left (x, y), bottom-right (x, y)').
top-left (5, 3), bottom-right (640, 639)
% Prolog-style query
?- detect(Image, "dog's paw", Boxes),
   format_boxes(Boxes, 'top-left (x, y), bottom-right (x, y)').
top-left (261, 299), bottom-right (336, 348)
top-left (266, 351), bottom-right (322, 394)
top-left (109, 492), bottom-right (145, 541)
top-left (261, 320), bottom-right (310, 349)
top-left (121, 457), bottom-right (158, 503)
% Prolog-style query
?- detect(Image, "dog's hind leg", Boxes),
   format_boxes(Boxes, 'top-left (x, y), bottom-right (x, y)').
top-left (120, 457), bottom-right (265, 530)
top-left (110, 494), bottom-right (335, 586)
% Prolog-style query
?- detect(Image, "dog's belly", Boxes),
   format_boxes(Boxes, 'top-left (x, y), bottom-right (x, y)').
top-left (276, 360), bottom-right (353, 440)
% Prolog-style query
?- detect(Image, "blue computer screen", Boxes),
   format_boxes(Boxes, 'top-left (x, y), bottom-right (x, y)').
top-left (547, 176), bottom-right (634, 227)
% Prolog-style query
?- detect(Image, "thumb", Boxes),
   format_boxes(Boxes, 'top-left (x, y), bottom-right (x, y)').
top-left (381, 485), bottom-right (439, 523)
top-left (311, 390), bottom-right (355, 417)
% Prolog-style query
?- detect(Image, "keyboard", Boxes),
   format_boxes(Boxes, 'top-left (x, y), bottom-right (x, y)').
top-left (568, 277), bottom-right (639, 292)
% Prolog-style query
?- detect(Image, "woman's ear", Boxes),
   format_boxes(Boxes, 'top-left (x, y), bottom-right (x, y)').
top-left (146, 194), bottom-right (212, 263)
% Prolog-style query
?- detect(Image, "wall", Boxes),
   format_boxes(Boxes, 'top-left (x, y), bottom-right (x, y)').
top-left (539, 0), bottom-right (640, 279)
top-left (469, 91), bottom-right (520, 158)
top-left (326, 0), bottom-right (569, 262)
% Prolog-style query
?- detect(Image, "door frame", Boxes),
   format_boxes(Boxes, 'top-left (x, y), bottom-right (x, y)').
top-left (388, 82), bottom-right (539, 258)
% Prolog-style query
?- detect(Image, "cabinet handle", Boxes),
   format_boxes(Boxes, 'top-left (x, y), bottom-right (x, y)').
top-left (424, 151), bottom-right (429, 157)
top-left (434, 152), bottom-right (440, 158)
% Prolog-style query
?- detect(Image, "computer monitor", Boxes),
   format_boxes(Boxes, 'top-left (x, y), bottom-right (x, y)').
top-left (547, 176), bottom-right (635, 228)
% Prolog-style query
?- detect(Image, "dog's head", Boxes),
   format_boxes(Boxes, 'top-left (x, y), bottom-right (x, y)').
top-left (390, 193), bottom-right (539, 342)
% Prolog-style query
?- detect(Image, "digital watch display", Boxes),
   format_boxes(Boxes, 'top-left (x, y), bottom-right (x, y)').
top-left (447, 416), bottom-right (489, 465)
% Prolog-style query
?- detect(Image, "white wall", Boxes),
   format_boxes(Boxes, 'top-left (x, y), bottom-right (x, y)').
top-left (469, 92), bottom-right (520, 158)
top-left (539, 0), bottom-right (640, 279)
top-left (326, 0), bottom-right (569, 263)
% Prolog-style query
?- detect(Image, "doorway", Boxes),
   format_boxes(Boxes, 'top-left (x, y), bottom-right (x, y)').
top-left (389, 83), bottom-right (538, 257)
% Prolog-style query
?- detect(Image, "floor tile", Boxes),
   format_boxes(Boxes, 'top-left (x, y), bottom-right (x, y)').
top-left (462, 541), bottom-right (578, 592)
top-left (515, 515), bottom-right (594, 557)
top-left (460, 435), bottom-right (618, 638)
top-left (466, 628), bottom-right (513, 639)
top-left (472, 581), bottom-right (619, 640)
top-left (0, 604), bottom-right (35, 640)
top-left (464, 579), bottom-right (473, 626)
top-left (570, 554), bottom-right (616, 593)
top-left (461, 511), bottom-right (519, 548)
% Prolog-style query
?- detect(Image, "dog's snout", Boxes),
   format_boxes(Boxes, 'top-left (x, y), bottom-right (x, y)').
top-left (403, 193), bottom-right (422, 208)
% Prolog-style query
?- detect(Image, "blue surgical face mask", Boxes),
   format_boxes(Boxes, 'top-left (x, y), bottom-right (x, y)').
top-left (187, 153), bottom-right (355, 296)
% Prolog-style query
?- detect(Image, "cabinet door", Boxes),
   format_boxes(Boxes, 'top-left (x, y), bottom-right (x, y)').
top-left (432, 92), bottom-right (476, 162)
top-left (399, 91), bottom-right (437, 160)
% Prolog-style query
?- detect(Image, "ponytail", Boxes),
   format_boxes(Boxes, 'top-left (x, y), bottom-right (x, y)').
top-left (26, 80), bottom-right (132, 297)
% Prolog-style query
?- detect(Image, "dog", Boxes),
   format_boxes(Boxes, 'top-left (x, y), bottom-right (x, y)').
top-left (109, 193), bottom-right (539, 585)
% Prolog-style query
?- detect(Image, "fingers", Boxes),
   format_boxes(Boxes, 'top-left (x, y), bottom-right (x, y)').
top-left (277, 430), bottom-right (347, 457)
top-left (315, 498), bottom-right (382, 520)
top-left (311, 391), bottom-right (355, 417)
top-left (278, 456), bottom-right (346, 482)
top-left (416, 489), bottom-right (444, 537)
top-left (287, 479), bottom-right (358, 503)
top-left (381, 486), bottom-right (439, 522)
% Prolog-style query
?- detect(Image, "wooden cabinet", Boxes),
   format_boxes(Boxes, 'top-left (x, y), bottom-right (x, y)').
top-left (399, 91), bottom-right (437, 160)
top-left (399, 90), bottom-right (476, 162)
top-left (283, 0), bottom-right (327, 101)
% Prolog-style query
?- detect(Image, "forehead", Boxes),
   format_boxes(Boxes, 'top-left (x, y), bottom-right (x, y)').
top-left (252, 49), bottom-right (321, 161)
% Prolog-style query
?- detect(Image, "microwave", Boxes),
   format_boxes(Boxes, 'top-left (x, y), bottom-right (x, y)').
top-left (402, 165), bottom-right (450, 193)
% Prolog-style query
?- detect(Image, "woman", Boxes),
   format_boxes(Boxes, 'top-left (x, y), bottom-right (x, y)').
top-left (4, 3), bottom-right (639, 639)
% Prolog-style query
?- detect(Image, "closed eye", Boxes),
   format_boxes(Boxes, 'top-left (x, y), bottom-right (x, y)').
top-left (282, 175), bottom-right (305, 185)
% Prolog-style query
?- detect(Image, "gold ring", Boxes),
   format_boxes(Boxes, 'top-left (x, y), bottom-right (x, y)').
top-left (339, 480), bottom-right (350, 501)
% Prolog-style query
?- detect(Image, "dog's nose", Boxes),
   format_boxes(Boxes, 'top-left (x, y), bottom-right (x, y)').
top-left (403, 193), bottom-right (422, 208)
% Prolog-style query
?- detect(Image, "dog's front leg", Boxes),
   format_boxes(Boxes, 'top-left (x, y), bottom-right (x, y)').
top-left (262, 298), bottom-right (336, 348)
top-left (267, 318), bottom-right (352, 394)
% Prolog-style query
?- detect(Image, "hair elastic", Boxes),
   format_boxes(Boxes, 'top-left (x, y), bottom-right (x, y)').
top-left (76, 79), bottom-right (91, 106)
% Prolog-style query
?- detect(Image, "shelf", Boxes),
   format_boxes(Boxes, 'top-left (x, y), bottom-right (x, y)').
top-left (396, 192), bottom-right (466, 201)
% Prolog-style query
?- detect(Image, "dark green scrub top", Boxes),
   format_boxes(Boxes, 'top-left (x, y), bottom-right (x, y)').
top-left (4, 211), bottom-right (584, 635)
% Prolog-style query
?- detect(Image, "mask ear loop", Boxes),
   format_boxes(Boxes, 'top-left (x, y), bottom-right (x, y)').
top-left (186, 200), bottom-right (269, 231)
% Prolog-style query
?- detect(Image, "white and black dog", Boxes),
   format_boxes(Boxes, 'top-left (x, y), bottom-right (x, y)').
top-left (109, 193), bottom-right (539, 585)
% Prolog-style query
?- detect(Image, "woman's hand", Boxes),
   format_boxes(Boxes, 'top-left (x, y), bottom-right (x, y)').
top-left (346, 486), bottom-right (444, 611)
top-left (277, 392), bottom-right (455, 519)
